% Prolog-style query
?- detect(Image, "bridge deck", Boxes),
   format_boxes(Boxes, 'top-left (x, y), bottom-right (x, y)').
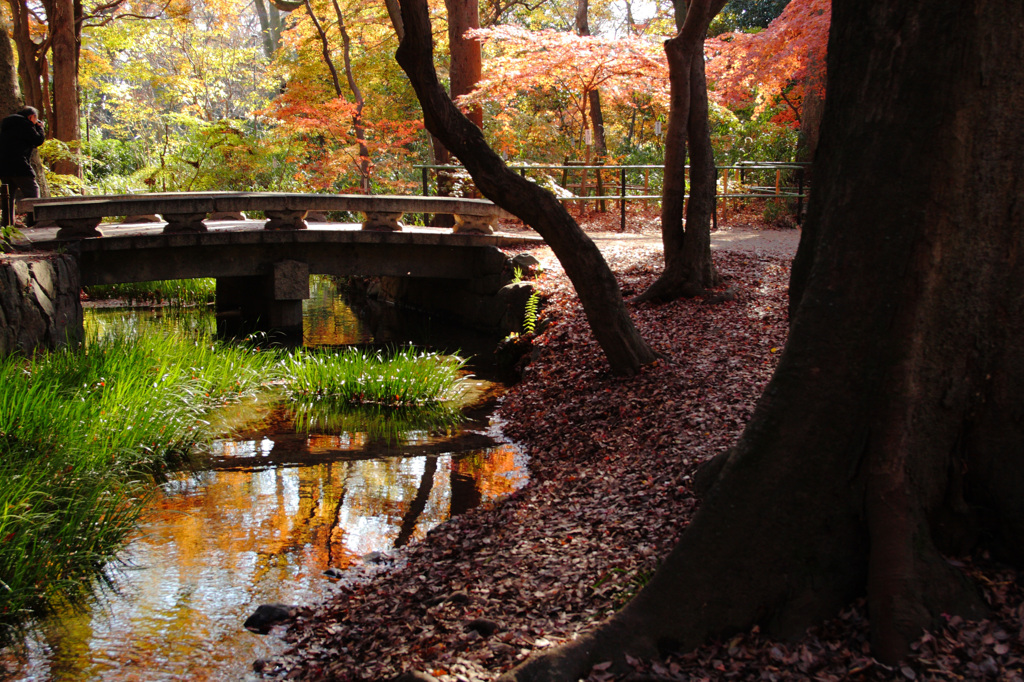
top-left (23, 218), bottom-right (544, 287)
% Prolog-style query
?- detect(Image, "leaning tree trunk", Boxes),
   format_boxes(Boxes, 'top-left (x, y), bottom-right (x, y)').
top-left (501, 0), bottom-right (1024, 678)
top-left (395, 0), bottom-right (657, 376)
top-left (636, 0), bottom-right (725, 302)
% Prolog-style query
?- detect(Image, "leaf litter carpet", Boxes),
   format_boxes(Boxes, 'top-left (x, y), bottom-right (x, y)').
top-left (258, 225), bottom-right (1024, 681)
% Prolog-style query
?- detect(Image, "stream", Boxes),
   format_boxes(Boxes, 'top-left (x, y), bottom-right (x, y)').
top-left (3, 278), bottom-right (527, 681)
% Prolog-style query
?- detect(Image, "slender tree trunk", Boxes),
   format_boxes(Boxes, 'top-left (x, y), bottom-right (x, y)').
top-left (304, 0), bottom-right (371, 191)
top-left (332, 0), bottom-right (372, 192)
top-left (254, 0), bottom-right (285, 59)
top-left (501, 0), bottom-right (1024, 678)
top-left (636, 0), bottom-right (725, 302)
top-left (575, 0), bottom-right (606, 156)
top-left (396, 0), bottom-right (657, 376)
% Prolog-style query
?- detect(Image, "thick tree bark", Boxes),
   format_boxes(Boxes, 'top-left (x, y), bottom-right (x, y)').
top-left (445, 0), bottom-right (482, 129)
top-left (0, 24), bottom-right (18, 115)
top-left (44, 0), bottom-right (80, 177)
top-left (501, 0), bottom-right (1024, 678)
top-left (636, 0), bottom-right (725, 302)
top-left (395, 0), bottom-right (657, 376)
top-left (7, 0), bottom-right (46, 117)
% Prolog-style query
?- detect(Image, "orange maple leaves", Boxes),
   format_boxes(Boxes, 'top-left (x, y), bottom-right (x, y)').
top-left (706, 0), bottom-right (830, 125)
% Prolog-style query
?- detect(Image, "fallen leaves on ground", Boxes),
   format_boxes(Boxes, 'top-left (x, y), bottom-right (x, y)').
top-left (257, 225), bottom-right (1024, 682)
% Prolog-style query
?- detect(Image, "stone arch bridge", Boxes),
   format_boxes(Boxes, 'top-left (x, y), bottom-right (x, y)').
top-left (22, 193), bottom-right (541, 337)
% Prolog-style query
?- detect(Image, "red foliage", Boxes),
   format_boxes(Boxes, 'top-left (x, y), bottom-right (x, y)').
top-left (706, 0), bottom-right (830, 125)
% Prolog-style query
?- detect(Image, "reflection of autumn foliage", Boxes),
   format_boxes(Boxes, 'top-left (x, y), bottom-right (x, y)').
top-left (44, 441), bottom-right (526, 677)
top-left (706, 0), bottom-right (830, 125)
top-left (453, 444), bottom-right (526, 502)
top-left (302, 277), bottom-right (372, 346)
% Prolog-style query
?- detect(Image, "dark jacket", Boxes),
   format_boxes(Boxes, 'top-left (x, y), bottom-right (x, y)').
top-left (0, 114), bottom-right (45, 177)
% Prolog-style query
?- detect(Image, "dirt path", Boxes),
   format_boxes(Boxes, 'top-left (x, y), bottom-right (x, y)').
top-left (509, 225), bottom-right (801, 262)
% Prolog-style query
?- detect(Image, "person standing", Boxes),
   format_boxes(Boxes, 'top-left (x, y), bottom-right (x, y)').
top-left (0, 106), bottom-right (45, 226)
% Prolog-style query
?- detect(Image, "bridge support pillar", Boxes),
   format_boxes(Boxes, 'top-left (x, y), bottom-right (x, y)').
top-left (216, 260), bottom-right (310, 338)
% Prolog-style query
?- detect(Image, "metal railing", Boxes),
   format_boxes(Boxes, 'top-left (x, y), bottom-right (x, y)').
top-left (414, 162), bottom-right (810, 230)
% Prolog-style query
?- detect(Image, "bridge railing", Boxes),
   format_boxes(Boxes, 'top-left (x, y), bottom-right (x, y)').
top-left (414, 162), bottom-right (810, 230)
top-left (20, 192), bottom-right (512, 240)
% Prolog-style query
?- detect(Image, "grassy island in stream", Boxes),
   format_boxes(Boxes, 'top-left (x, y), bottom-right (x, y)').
top-left (0, 321), bottom-right (467, 644)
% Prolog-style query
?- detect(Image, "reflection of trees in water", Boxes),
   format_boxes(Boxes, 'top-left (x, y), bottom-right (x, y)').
top-left (303, 276), bottom-right (371, 346)
top-left (29, 445), bottom-right (526, 680)
top-left (84, 307), bottom-right (216, 343)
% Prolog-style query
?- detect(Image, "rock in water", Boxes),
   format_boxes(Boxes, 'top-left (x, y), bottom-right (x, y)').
top-left (244, 603), bottom-right (296, 634)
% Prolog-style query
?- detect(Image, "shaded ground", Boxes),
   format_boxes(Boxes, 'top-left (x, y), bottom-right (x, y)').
top-left (258, 210), bottom-right (1024, 681)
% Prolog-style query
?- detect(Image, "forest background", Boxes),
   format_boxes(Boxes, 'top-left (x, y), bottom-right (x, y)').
top-left (0, 0), bottom-right (827, 200)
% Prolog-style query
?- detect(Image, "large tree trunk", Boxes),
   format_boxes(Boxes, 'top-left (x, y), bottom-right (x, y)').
top-left (44, 0), bottom-right (80, 177)
top-left (445, 0), bottom-right (482, 129)
top-left (431, 0), bottom-right (482, 225)
top-left (636, 0), bottom-right (724, 302)
top-left (395, 0), bottom-right (657, 376)
top-left (7, 0), bottom-right (46, 117)
top-left (501, 0), bottom-right (1024, 677)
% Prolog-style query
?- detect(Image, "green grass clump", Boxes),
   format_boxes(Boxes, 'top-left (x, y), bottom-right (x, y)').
top-left (83, 278), bottom-right (216, 306)
top-left (279, 345), bottom-right (468, 407)
top-left (0, 324), bottom-right (275, 641)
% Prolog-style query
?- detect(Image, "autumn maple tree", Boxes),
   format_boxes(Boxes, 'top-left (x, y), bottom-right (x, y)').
top-left (460, 26), bottom-right (667, 155)
top-left (265, 0), bottom-right (423, 192)
top-left (501, 0), bottom-right (1024, 678)
top-left (706, 0), bottom-right (830, 157)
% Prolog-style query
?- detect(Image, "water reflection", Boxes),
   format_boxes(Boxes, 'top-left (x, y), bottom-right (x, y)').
top-left (22, 446), bottom-right (524, 681)
top-left (4, 277), bottom-right (527, 681)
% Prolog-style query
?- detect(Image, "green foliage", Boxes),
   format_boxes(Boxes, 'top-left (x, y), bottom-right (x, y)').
top-left (0, 225), bottom-right (23, 252)
top-left (523, 291), bottom-right (540, 334)
top-left (709, 0), bottom-right (791, 35)
top-left (83, 278), bottom-right (216, 306)
top-left (39, 140), bottom-right (89, 196)
top-left (710, 102), bottom-right (799, 164)
top-left (278, 345), bottom-right (468, 407)
top-left (290, 402), bottom-right (464, 444)
top-left (0, 324), bottom-right (275, 642)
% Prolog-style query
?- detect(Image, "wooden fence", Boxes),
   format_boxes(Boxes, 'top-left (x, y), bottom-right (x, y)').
top-left (414, 162), bottom-right (810, 231)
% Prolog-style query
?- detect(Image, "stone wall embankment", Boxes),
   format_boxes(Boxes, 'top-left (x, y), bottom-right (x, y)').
top-left (0, 253), bottom-right (83, 355)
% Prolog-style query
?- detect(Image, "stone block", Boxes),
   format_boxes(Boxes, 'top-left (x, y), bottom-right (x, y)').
top-left (271, 260), bottom-right (310, 300)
